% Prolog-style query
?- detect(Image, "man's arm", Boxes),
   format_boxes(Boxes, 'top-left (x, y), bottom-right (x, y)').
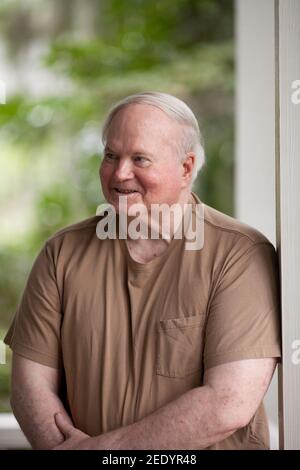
top-left (10, 353), bottom-right (74, 449)
top-left (55, 357), bottom-right (277, 450)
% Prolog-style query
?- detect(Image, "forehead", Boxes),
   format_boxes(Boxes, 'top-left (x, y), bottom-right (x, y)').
top-left (106, 104), bottom-right (182, 151)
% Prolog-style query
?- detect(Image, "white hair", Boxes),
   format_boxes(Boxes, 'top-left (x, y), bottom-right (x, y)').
top-left (101, 91), bottom-right (205, 185)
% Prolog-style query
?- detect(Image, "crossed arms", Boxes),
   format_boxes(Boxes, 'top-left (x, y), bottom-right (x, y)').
top-left (10, 353), bottom-right (277, 450)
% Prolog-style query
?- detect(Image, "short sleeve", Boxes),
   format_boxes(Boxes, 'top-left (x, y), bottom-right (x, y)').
top-left (4, 242), bottom-right (63, 368)
top-left (204, 242), bottom-right (282, 370)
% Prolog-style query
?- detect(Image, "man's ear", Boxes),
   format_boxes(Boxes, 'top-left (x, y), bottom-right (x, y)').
top-left (181, 152), bottom-right (196, 185)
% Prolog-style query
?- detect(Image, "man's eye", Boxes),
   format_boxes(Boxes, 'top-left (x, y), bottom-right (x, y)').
top-left (135, 156), bottom-right (150, 165)
top-left (104, 153), bottom-right (116, 160)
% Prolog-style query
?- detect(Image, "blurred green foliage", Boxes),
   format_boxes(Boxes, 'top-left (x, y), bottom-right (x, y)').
top-left (0, 0), bottom-right (234, 411)
top-left (0, 329), bottom-right (11, 412)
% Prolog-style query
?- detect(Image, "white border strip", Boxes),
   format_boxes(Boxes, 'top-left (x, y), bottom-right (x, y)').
top-left (0, 413), bottom-right (30, 450)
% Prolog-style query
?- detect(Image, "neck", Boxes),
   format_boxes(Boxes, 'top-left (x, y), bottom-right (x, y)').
top-left (120, 190), bottom-right (193, 245)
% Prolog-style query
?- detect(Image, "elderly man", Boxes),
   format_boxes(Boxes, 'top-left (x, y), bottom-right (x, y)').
top-left (4, 92), bottom-right (281, 450)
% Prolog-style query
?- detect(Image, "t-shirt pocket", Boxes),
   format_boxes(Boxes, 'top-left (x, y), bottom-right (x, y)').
top-left (156, 314), bottom-right (206, 378)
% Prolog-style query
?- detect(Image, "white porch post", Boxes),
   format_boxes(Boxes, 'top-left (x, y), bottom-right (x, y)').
top-left (275, 0), bottom-right (300, 450)
top-left (235, 0), bottom-right (278, 449)
top-left (236, 0), bottom-right (300, 450)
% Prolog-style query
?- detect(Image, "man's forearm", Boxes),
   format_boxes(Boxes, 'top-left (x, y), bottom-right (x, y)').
top-left (11, 387), bottom-right (71, 449)
top-left (91, 386), bottom-right (240, 450)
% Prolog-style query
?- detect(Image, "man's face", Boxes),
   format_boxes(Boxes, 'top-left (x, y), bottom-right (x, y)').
top-left (99, 103), bottom-right (190, 213)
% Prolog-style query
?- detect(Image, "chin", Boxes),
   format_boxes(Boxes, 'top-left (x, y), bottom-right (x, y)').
top-left (107, 199), bottom-right (137, 215)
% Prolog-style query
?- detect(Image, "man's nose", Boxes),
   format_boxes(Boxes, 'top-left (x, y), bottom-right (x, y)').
top-left (113, 159), bottom-right (134, 180)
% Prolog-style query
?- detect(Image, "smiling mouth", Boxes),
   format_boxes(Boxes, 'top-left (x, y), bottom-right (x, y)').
top-left (114, 188), bottom-right (139, 195)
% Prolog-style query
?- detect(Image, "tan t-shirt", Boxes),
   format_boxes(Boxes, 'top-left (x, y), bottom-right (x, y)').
top-left (4, 192), bottom-right (281, 449)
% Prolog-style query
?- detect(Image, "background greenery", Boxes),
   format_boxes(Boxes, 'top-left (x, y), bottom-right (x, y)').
top-left (0, 0), bottom-right (234, 411)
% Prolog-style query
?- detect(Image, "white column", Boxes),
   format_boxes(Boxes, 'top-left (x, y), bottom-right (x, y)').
top-left (276, 0), bottom-right (300, 450)
top-left (235, 0), bottom-right (279, 448)
top-left (235, 0), bottom-right (276, 243)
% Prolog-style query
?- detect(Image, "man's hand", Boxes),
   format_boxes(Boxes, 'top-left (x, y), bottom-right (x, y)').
top-left (54, 413), bottom-right (131, 450)
top-left (53, 413), bottom-right (93, 450)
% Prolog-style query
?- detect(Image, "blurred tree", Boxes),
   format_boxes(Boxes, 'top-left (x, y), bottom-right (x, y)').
top-left (0, 0), bottom-right (234, 410)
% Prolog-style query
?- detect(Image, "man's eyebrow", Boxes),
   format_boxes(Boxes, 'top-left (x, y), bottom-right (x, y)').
top-left (132, 150), bottom-right (154, 158)
top-left (104, 145), bottom-right (117, 153)
top-left (104, 146), bottom-right (154, 158)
